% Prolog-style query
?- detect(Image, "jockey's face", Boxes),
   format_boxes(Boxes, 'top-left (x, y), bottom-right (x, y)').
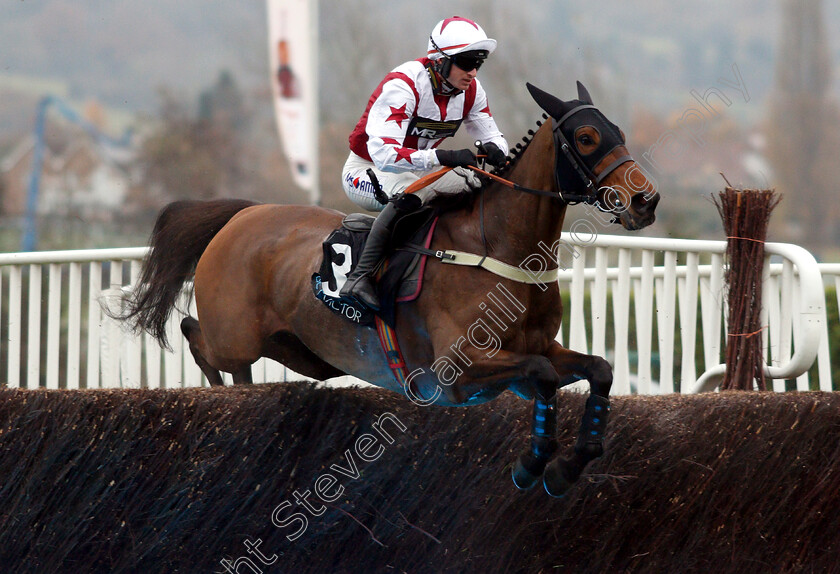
top-left (447, 61), bottom-right (478, 91)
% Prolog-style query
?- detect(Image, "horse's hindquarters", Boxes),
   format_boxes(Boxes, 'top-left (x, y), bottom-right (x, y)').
top-left (192, 204), bottom-right (401, 388)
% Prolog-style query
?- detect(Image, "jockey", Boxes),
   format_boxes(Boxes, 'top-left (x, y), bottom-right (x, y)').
top-left (340, 16), bottom-right (510, 310)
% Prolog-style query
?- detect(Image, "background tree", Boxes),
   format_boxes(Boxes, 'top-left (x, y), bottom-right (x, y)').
top-left (137, 69), bottom-right (308, 207)
top-left (765, 0), bottom-right (840, 254)
top-left (138, 88), bottom-right (231, 201)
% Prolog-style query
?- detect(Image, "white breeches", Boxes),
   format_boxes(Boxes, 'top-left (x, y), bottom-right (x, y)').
top-left (341, 152), bottom-right (482, 212)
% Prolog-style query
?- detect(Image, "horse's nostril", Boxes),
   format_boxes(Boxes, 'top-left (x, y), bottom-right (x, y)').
top-left (634, 191), bottom-right (659, 213)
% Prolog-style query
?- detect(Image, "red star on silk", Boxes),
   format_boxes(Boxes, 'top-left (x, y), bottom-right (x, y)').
top-left (394, 147), bottom-right (414, 164)
top-left (382, 137), bottom-right (414, 164)
top-left (386, 103), bottom-right (409, 127)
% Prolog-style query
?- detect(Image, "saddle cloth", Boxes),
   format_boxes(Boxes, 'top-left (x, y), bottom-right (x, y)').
top-left (312, 209), bottom-right (438, 328)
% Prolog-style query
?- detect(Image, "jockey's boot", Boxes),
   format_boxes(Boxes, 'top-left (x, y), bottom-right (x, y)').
top-left (340, 193), bottom-right (422, 310)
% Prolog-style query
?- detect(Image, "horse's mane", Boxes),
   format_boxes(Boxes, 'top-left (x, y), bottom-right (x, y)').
top-left (493, 113), bottom-right (549, 178)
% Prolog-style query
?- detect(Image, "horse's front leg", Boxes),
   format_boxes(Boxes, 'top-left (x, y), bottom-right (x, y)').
top-left (439, 351), bottom-right (561, 491)
top-left (542, 341), bottom-right (612, 497)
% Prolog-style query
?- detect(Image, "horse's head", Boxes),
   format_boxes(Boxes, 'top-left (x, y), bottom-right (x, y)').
top-left (526, 82), bottom-right (659, 230)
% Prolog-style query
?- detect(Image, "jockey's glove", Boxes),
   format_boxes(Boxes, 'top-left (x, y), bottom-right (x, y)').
top-left (482, 142), bottom-right (507, 168)
top-left (436, 148), bottom-right (478, 168)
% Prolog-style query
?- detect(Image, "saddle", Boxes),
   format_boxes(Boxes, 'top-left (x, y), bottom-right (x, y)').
top-left (312, 207), bottom-right (438, 328)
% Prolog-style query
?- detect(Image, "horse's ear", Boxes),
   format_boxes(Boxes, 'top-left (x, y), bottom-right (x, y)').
top-left (576, 81), bottom-right (594, 105)
top-left (526, 82), bottom-right (570, 120)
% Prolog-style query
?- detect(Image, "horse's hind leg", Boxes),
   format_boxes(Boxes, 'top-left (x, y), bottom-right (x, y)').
top-left (262, 331), bottom-right (346, 381)
top-left (232, 367), bottom-right (252, 385)
top-left (180, 317), bottom-right (225, 386)
top-left (542, 342), bottom-right (612, 498)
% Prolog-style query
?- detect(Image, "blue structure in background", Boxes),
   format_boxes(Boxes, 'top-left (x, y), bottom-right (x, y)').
top-left (22, 95), bottom-right (133, 252)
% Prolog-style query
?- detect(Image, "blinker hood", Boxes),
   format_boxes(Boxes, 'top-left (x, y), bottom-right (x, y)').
top-left (526, 81), bottom-right (627, 195)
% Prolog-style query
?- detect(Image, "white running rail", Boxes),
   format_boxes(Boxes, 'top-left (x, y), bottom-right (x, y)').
top-left (0, 248), bottom-right (294, 389)
top-left (554, 234), bottom-right (828, 393)
top-left (0, 236), bottom-right (830, 393)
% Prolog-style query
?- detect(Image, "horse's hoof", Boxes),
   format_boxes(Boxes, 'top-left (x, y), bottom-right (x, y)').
top-left (543, 458), bottom-right (578, 498)
top-left (511, 458), bottom-right (541, 490)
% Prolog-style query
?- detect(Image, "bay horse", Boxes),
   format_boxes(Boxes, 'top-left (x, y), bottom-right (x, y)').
top-left (119, 82), bottom-right (659, 497)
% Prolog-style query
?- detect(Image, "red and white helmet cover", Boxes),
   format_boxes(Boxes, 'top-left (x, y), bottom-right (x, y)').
top-left (427, 16), bottom-right (497, 60)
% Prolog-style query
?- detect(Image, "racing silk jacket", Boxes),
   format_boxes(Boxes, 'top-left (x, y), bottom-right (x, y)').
top-left (348, 58), bottom-right (509, 173)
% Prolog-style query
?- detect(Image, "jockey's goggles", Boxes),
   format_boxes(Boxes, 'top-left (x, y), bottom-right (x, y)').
top-left (452, 54), bottom-right (485, 72)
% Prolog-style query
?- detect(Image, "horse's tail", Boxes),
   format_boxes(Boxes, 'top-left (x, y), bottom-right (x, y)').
top-left (118, 198), bottom-right (258, 349)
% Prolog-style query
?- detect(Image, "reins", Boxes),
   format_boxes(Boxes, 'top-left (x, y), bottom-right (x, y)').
top-left (403, 109), bottom-right (630, 207)
top-left (396, 107), bottom-right (635, 281)
top-left (402, 161), bottom-right (582, 202)
top-left (477, 110), bottom-right (631, 206)
top-left (467, 165), bottom-right (563, 200)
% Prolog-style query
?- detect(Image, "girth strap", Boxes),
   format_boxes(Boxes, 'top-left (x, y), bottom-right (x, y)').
top-left (375, 316), bottom-right (409, 384)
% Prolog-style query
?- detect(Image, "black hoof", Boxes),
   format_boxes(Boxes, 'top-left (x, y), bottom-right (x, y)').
top-left (512, 458), bottom-right (542, 490)
top-left (180, 316), bottom-right (198, 337)
top-left (543, 458), bottom-right (580, 498)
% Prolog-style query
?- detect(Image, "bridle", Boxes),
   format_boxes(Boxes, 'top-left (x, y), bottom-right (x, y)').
top-left (475, 104), bottom-right (633, 212)
top-left (550, 104), bottom-right (633, 207)
top-left (399, 103), bottom-right (636, 271)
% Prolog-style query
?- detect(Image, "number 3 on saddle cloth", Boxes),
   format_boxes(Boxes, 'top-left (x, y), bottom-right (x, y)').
top-left (311, 207), bottom-right (439, 330)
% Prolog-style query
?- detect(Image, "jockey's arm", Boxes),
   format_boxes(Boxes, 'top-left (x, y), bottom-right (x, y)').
top-left (365, 80), bottom-right (440, 173)
top-left (463, 82), bottom-right (509, 157)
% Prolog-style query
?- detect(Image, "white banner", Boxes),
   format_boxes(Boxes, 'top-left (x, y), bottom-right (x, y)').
top-left (267, 0), bottom-right (319, 203)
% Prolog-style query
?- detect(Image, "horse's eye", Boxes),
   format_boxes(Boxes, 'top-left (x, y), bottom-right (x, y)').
top-left (578, 135), bottom-right (594, 146)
